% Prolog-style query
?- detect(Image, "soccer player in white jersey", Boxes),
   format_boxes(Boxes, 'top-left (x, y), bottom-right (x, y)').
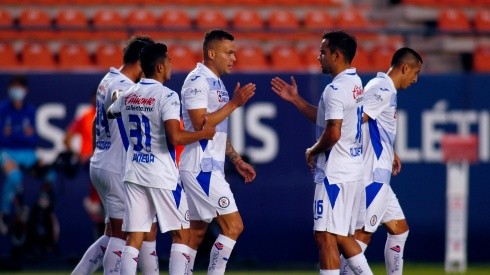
top-left (271, 31), bottom-right (373, 275)
top-left (179, 29), bottom-right (256, 275)
top-left (339, 48), bottom-right (423, 275)
top-left (72, 35), bottom-right (156, 275)
top-left (107, 43), bottom-right (215, 275)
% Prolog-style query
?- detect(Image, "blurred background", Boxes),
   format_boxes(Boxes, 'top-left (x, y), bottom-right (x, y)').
top-left (0, 0), bottom-right (489, 273)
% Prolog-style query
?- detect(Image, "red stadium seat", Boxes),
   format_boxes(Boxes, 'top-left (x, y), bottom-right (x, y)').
top-left (335, 9), bottom-right (369, 30)
top-left (232, 10), bottom-right (263, 31)
top-left (369, 44), bottom-right (396, 72)
top-left (235, 44), bottom-right (269, 72)
top-left (303, 10), bottom-right (334, 31)
top-left (126, 9), bottom-right (157, 32)
top-left (352, 45), bottom-right (372, 73)
top-left (437, 9), bottom-right (471, 32)
top-left (0, 9), bottom-right (16, 40)
top-left (92, 9), bottom-right (127, 40)
top-left (473, 44), bottom-right (490, 72)
top-left (18, 8), bottom-right (53, 40)
top-left (0, 42), bottom-right (20, 69)
top-left (267, 10), bottom-right (299, 30)
top-left (21, 43), bottom-right (56, 69)
top-left (195, 10), bottom-right (228, 30)
top-left (55, 9), bottom-right (91, 40)
top-left (58, 43), bottom-right (92, 69)
top-left (168, 44), bottom-right (198, 72)
top-left (302, 44), bottom-right (321, 72)
top-left (159, 9), bottom-right (192, 30)
top-left (270, 45), bottom-right (304, 71)
top-left (474, 10), bottom-right (490, 32)
top-left (95, 43), bottom-right (123, 70)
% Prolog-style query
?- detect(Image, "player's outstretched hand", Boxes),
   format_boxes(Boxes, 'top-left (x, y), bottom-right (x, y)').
top-left (271, 76), bottom-right (299, 103)
top-left (201, 116), bottom-right (216, 140)
top-left (231, 82), bottom-right (256, 107)
top-left (305, 147), bottom-right (316, 171)
top-left (235, 160), bottom-right (256, 183)
top-left (392, 152), bottom-right (402, 176)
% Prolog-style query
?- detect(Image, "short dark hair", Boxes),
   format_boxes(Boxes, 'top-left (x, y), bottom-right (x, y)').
top-left (140, 43), bottom-right (168, 78)
top-left (123, 35), bottom-right (155, 64)
top-left (8, 75), bottom-right (28, 87)
top-left (203, 29), bottom-right (234, 58)
top-left (322, 31), bottom-right (357, 64)
top-left (391, 47), bottom-right (423, 68)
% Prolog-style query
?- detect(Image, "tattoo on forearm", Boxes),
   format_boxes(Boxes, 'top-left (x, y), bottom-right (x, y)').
top-left (226, 138), bottom-right (241, 165)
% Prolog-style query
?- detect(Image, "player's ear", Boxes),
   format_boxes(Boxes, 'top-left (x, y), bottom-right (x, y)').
top-left (208, 49), bottom-right (216, 60)
top-left (401, 63), bottom-right (409, 74)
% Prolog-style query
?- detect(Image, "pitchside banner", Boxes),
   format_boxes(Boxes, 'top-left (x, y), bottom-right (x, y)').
top-left (0, 73), bottom-right (488, 264)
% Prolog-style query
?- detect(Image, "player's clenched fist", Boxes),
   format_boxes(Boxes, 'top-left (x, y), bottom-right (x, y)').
top-left (201, 116), bottom-right (216, 140)
top-left (231, 82), bottom-right (256, 107)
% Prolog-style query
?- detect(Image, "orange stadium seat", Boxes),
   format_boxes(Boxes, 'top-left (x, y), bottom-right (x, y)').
top-left (0, 42), bottom-right (20, 69)
top-left (168, 44), bottom-right (198, 72)
top-left (235, 44), bottom-right (269, 72)
top-left (92, 9), bottom-right (127, 40)
top-left (370, 44), bottom-right (396, 72)
top-left (18, 8), bottom-right (53, 40)
top-left (474, 10), bottom-right (490, 32)
top-left (95, 43), bottom-right (123, 70)
top-left (159, 9), bottom-right (192, 30)
top-left (21, 43), bottom-right (56, 69)
top-left (335, 9), bottom-right (369, 30)
top-left (55, 9), bottom-right (91, 40)
top-left (58, 43), bottom-right (92, 69)
top-left (0, 9), bottom-right (16, 40)
top-left (303, 10), bottom-right (334, 31)
top-left (195, 10), bottom-right (228, 30)
top-left (267, 10), bottom-right (299, 30)
top-left (302, 44), bottom-right (321, 72)
top-left (126, 9), bottom-right (157, 32)
top-left (351, 45), bottom-right (372, 73)
top-left (232, 10), bottom-right (263, 31)
top-left (270, 45), bottom-right (304, 71)
top-left (473, 45), bottom-right (490, 72)
top-left (437, 9), bottom-right (471, 32)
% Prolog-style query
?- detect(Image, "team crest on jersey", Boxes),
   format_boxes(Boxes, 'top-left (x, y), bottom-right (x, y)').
top-left (370, 215), bottom-right (377, 226)
top-left (185, 210), bottom-right (190, 221)
top-left (218, 196), bottom-right (230, 208)
top-left (352, 85), bottom-right (363, 103)
top-left (216, 90), bottom-right (229, 103)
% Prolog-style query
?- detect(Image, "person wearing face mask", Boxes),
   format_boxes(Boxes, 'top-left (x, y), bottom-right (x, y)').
top-left (0, 75), bottom-right (38, 235)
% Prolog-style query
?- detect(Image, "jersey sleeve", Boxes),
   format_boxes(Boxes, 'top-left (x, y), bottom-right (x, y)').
top-left (363, 84), bottom-right (391, 120)
top-left (108, 94), bottom-right (123, 115)
top-left (323, 85), bottom-right (345, 120)
top-left (181, 76), bottom-right (208, 110)
top-left (160, 90), bottom-right (181, 122)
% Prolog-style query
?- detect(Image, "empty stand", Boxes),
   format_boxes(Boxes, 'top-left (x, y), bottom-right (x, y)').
top-left (58, 43), bottom-right (92, 69)
top-left (21, 43), bottom-right (56, 69)
top-left (92, 9), bottom-right (127, 40)
top-left (195, 10), bottom-right (228, 30)
top-left (335, 9), bottom-right (369, 30)
top-left (473, 44), bottom-right (490, 72)
top-left (270, 45), bottom-right (304, 71)
top-left (235, 44), bottom-right (269, 71)
top-left (95, 43), bottom-right (123, 69)
top-left (232, 10), bottom-right (263, 31)
top-left (167, 44), bottom-right (198, 72)
top-left (55, 9), bottom-right (91, 40)
top-left (437, 9), bottom-right (471, 32)
top-left (0, 9), bottom-right (16, 40)
top-left (369, 44), bottom-right (396, 72)
top-left (0, 42), bottom-right (19, 69)
top-left (159, 9), bottom-right (192, 30)
top-left (18, 8), bottom-right (53, 40)
top-left (302, 44), bottom-right (321, 72)
top-left (268, 10), bottom-right (299, 30)
top-left (351, 45), bottom-right (372, 73)
top-left (303, 10), bottom-right (334, 31)
top-left (474, 10), bottom-right (490, 32)
top-left (126, 9), bottom-right (157, 32)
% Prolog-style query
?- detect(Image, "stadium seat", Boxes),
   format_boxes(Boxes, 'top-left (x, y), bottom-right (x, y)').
top-left (195, 9), bottom-right (228, 30)
top-left (55, 9), bottom-right (91, 40)
top-left (92, 9), bottom-right (127, 40)
top-left (234, 44), bottom-right (269, 72)
top-left (18, 8), bottom-right (53, 40)
top-left (335, 9), bottom-right (369, 30)
top-left (267, 10), bottom-right (299, 30)
top-left (159, 9), bottom-right (191, 30)
top-left (126, 9), bottom-right (157, 32)
top-left (303, 10), bottom-right (334, 31)
top-left (474, 10), bottom-right (490, 32)
top-left (167, 44), bottom-right (198, 72)
top-left (58, 43), bottom-right (92, 69)
top-left (270, 45), bottom-right (304, 71)
top-left (302, 44), bottom-right (321, 72)
top-left (473, 44), bottom-right (490, 72)
top-left (0, 9), bottom-right (16, 40)
top-left (437, 9), bottom-right (471, 32)
top-left (369, 44), bottom-right (396, 72)
top-left (232, 10), bottom-right (263, 31)
top-left (351, 45), bottom-right (372, 73)
top-left (20, 43), bottom-right (56, 69)
top-left (0, 42), bottom-right (20, 69)
top-left (95, 43), bottom-right (123, 70)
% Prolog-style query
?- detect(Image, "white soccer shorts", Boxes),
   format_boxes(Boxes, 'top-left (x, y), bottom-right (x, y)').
top-left (90, 166), bottom-right (125, 222)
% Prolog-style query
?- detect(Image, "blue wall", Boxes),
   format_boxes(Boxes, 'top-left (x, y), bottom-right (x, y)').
top-left (0, 72), bottom-right (488, 267)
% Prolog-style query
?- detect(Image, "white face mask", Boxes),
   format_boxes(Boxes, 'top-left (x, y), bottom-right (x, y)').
top-left (8, 87), bottom-right (27, 101)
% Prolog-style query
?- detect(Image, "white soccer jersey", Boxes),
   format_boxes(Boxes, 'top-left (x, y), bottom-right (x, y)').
top-left (179, 63), bottom-right (229, 174)
top-left (91, 67), bottom-right (133, 174)
top-left (108, 78), bottom-right (181, 190)
top-left (362, 72), bottom-right (397, 184)
top-left (314, 68), bottom-right (364, 184)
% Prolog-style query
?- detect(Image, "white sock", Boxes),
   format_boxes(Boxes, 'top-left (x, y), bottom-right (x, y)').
top-left (385, 231), bottom-right (408, 275)
top-left (103, 237), bottom-right (125, 274)
top-left (72, 235), bottom-right (109, 275)
top-left (340, 240), bottom-right (367, 275)
top-left (120, 246), bottom-right (139, 275)
top-left (320, 269), bottom-right (340, 275)
top-left (169, 243), bottom-right (191, 275)
top-left (188, 247), bottom-right (197, 275)
top-left (138, 241), bottom-right (158, 275)
top-left (346, 253), bottom-right (373, 275)
top-left (207, 234), bottom-right (236, 275)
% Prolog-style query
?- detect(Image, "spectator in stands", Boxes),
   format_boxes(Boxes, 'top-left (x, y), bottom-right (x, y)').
top-left (0, 75), bottom-right (38, 235)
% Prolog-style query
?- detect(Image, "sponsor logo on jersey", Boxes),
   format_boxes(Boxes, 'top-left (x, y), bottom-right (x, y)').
top-left (370, 215), bottom-right (377, 226)
top-left (379, 87), bottom-right (390, 92)
top-left (125, 93), bottom-right (156, 106)
top-left (374, 94), bottom-right (383, 102)
top-left (190, 75), bottom-right (201, 81)
top-left (352, 85), bottom-right (363, 103)
top-left (218, 196), bottom-right (230, 208)
top-left (185, 210), bottom-right (190, 221)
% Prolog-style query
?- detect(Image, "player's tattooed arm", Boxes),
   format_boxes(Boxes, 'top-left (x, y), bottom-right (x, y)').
top-left (226, 138), bottom-right (256, 183)
top-left (226, 138), bottom-right (242, 165)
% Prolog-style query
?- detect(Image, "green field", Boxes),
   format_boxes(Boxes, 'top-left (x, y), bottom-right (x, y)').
top-left (2, 263), bottom-right (490, 275)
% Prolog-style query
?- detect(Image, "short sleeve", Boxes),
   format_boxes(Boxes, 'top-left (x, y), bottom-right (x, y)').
top-left (108, 94), bottom-right (124, 115)
top-left (160, 91), bottom-right (181, 122)
top-left (323, 85), bottom-right (345, 120)
top-left (363, 85), bottom-right (391, 120)
top-left (182, 77), bottom-right (208, 110)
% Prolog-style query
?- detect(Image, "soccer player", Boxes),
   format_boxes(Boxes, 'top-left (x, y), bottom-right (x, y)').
top-left (271, 31), bottom-right (372, 275)
top-left (107, 43), bottom-right (216, 275)
top-left (340, 47), bottom-right (423, 275)
top-left (179, 29), bottom-right (256, 274)
top-left (72, 35), bottom-right (157, 275)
